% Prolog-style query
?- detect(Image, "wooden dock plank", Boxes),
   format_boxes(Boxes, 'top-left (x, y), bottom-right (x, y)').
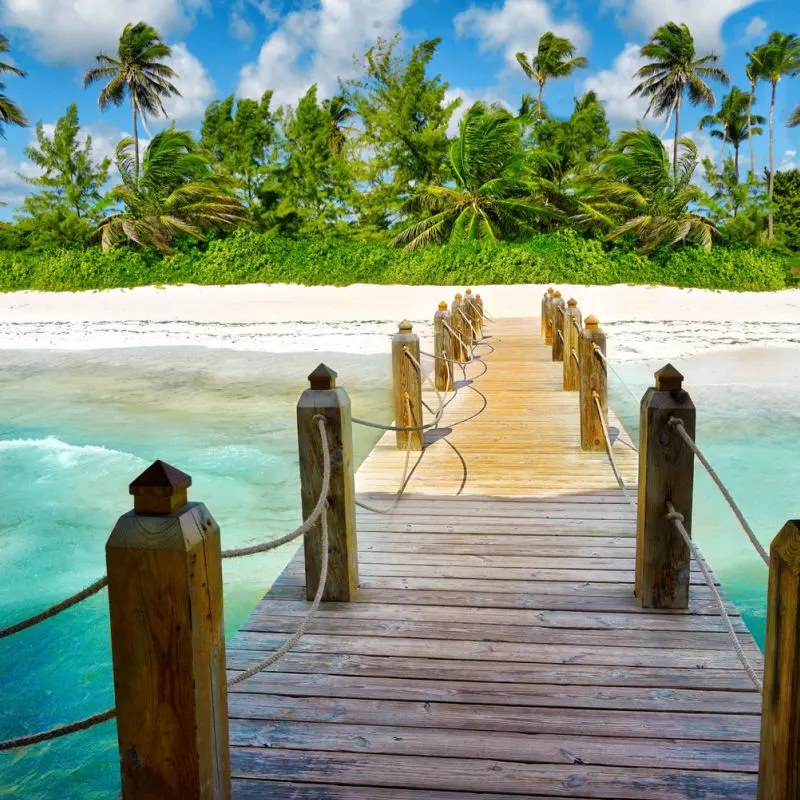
top-left (227, 316), bottom-right (762, 799)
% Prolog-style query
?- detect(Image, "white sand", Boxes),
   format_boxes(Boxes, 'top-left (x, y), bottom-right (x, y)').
top-left (0, 283), bottom-right (798, 360)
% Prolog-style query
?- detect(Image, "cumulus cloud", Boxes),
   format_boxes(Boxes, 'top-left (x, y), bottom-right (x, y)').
top-left (238, 0), bottom-right (413, 107)
top-left (454, 0), bottom-right (588, 74)
top-left (443, 87), bottom-right (514, 137)
top-left (1, 0), bottom-right (207, 63)
top-left (780, 150), bottom-right (798, 171)
top-left (0, 147), bottom-right (31, 208)
top-left (583, 42), bottom-right (650, 126)
top-left (229, 0), bottom-right (281, 42)
top-left (602, 0), bottom-right (761, 54)
top-left (742, 16), bottom-right (768, 43)
top-left (162, 43), bottom-right (216, 122)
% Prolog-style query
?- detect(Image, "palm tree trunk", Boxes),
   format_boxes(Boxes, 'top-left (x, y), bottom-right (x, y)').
top-left (132, 99), bottom-right (140, 181)
top-left (768, 80), bottom-right (775, 240)
top-left (537, 81), bottom-right (544, 117)
top-left (747, 85), bottom-right (755, 179)
top-left (673, 95), bottom-right (681, 182)
top-left (734, 142), bottom-right (740, 183)
top-left (719, 131), bottom-right (727, 173)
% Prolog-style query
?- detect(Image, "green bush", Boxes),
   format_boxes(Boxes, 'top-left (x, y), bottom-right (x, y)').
top-left (0, 229), bottom-right (789, 292)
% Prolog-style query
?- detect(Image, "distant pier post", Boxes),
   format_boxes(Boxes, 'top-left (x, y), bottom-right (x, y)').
top-left (475, 294), bottom-right (485, 338)
top-left (758, 519), bottom-right (800, 799)
top-left (563, 299), bottom-right (582, 391)
top-left (434, 302), bottom-right (455, 393)
top-left (635, 365), bottom-right (695, 609)
top-left (451, 293), bottom-right (467, 362)
top-left (106, 461), bottom-right (231, 799)
top-left (392, 321), bottom-right (424, 451)
top-left (579, 315), bottom-right (607, 451)
top-left (551, 293), bottom-right (566, 362)
top-left (464, 289), bottom-right (478, 344)
top-left (297, 364), bottom-right (359, 601)
top-left (541, 287), bottom-right (555, 338)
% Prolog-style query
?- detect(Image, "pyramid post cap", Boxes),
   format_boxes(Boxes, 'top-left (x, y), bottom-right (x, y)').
top-left (130, 460), bottom-right (191, 514)
top-left (554, 290), bottom-right (562, 298)
top-left (465, 288), bottom-right (473, 295)
top-left (308, 363), bottom-right (337, 390)
top-left (585, 314), bottom-right (600, 329)
top-left (567, 298), bottom-right (577, 308)
top-left (438, 301), bottom-right (448, 311)
top-left (547, 287), bottom-right (555, 294)
top-left (476, 294), bottom-right (481, 299)
top-left (454, 293), bottom-right (462, 300)
top-left (655, 363), bottom-right (684, 392)
top-left (398, 320), bottom-right (413, 333)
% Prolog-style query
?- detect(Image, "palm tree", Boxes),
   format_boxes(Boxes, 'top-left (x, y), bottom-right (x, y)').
top-left (698, 87), bottom-right (764, 179)
top-left (744, 60), bottom-right (759, 178)
top-left (600, 128), bottom-right (717, 251)
top-left (631, 22), bottom-right (730, 180)
top-left (95, 127), bottom-right (247, 254)
top-left (0, 34), bottom-right (26, 135)
top-left (322, 95), bottom-right (355, 156)
top-left (515, 33), bottom-right (588, 116)
top-left (749, 32), bottom-right (800, 238)
top-left (392, 103), bottom-right (554, 251)
top-left (83, 22), bottom-right (180, 179)
top-left (789, 105), bottom-right (800, 127)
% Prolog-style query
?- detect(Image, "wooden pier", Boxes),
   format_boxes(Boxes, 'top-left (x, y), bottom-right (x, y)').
top-left (225, 316), bottom-right (764, 799)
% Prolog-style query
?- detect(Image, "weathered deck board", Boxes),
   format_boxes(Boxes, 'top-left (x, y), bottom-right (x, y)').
top-left (228, 316), bottom-right (762, 799)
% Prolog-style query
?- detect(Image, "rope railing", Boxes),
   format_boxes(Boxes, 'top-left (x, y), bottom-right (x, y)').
top-left (404, 348), bottom-right (445, 427)
top-left (668, 417), bottom-right (768, 567)
top-left (593, 345), bottom-right (642, 406)
top-left (444, 320), bottom-right (474, 361)
top-left (572, 318), bottom-right (581, 334)
top-left (557, 330), bottom-right (564, 343)
top-left (592, 392), bottom-right (634, 505)
top-left (666, 502), bottom-right (763, 693)
top-left (571, 348), bottom-right (580, 368)
top-left (457, 308), bottom-right (480, 345)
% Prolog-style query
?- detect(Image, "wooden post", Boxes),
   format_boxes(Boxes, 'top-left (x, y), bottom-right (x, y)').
top-left (464, 289), bottom-right (477, 344)
top-left (475, 294), bottom-right (485, 338)
top-left (433, 302), bottom-right (455, 392)
top-left (563, 298), bottom-right (582, 391)
top-left (541, 287), bottom-right (554, 338)
top-left (297, 364), bottom-right (359, 602)
top-left (544, 289), bottom-right (556, 345)
top-left (635, 365), bottom-right (695, 610)
top-left (551, 293), bottom-right (566, 362)
top-left (106, 461), bottom-right (230, 800)
top-left (578, 315), bottom-right (607, 451)
top-left (758, 520), bottom-right (800, 799)
top-left (451, 293), bottom-right (467, 362)
top-left (392, 320), bottom-right (424, 451)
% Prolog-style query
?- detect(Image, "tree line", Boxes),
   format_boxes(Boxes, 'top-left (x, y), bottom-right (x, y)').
top-left (0, 21), bottom-right (798, 259)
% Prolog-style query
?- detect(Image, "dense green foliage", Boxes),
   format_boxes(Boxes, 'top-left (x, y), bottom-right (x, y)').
top-left (0, 230), bottom-right (787, 293)
top-left (774, 170), bottom-right (800, 251)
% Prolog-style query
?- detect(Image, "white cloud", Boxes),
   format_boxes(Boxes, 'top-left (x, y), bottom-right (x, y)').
top-left (454, 0), bottom-right (588, 74)
top-left (238, 0), bottom-right (412, 107)
top-left (162, 43), bottom-right (216, 122)
top-left (1, 0), bottom-right (207, 63)
top-left (0, 147), bottom-right (32, 208)
top-left (780, 150), bottom-right (798, 171)
top-left (584, 42), bottom-right (650, 126)
top-left (663, 130), bottom-right (718, 167)
top-left (742, 16), bottom-right (768, 43)
top-left (602, 0), bottom-right (761, 54)
top-left (444, 87), bottom-right (514, 137)
top-left (229, 0), bottom-right (282, 42)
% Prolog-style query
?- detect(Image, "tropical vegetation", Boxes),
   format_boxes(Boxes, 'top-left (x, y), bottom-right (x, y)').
top-left (0, 20), bottom-right (798, 291)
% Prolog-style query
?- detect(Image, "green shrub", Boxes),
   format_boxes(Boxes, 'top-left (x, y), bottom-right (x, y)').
top-left (0, 229), bottom-right (789, 292)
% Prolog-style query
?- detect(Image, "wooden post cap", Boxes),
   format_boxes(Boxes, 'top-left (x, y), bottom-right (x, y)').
top-left (476, 294), bottom-right (481, 300)
top-left (654, 364), bottom-right (683, 392)
top-left (399, 320), bottom-right (413, 333)
top-left (438, 301), bottom-right (448, 311)
top-left (308, 363), bottom-right (337, 390)
top-left (454, 293), bottom-right (462, 300)
top-left (130, 460), bottom-right (191, 515)
top-left (567, 298), bottom-right (577, 308)
top-left (554, 291), bottom-right (562, 298)
top-left (547, 287), bottom-right (554, 294)
top-left (585, 314), bottom-right (599, 329)
top-left (465, 288), bottom-right (473, 295)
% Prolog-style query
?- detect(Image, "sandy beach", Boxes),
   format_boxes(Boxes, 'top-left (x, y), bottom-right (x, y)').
top-left (0, 283), bottom-right (799, 361)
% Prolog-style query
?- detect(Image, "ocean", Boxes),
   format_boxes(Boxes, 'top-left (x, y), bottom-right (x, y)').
top-left (1, 319), bottom-right (798, 798)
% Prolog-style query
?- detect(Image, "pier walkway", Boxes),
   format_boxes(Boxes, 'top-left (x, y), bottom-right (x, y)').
top-left (226, 317), bottom-right (763, 799)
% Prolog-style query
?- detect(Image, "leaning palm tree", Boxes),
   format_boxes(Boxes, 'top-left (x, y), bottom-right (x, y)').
top-left (789, 105), bottom-right (800, 127)
top-left (515, 32), bottom-right (588, 116)
top-left (600, 128), bottom-right (717, 251)
top-left (0, 34), bottom-right (26, 135)
top-left (744, 59), bottom-right (760, 178)
top-left (83, 22), bottom-right (180, 179)
top-left (322, 95), bottom-right (356, 156)
top-left (698, 87), bottom-right (764, 179)
top-left (748, 32), bottom-right (800, 238)
top-left (631, 22), bottom-right (729, 180)
top-left (392, 103), bottom-right (554, 251)
top-left (95, 128), bottom-right (247, 254)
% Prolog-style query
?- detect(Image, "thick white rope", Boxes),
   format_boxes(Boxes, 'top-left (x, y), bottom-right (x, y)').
top-left (593, 392), bottom-right (635, 506)
top-left (571, 348), bottom-right (580, 368)
top-left (404, 349), bottom-right (444, 426)
top-left (666, 502), bottom-right (763, 693)
top-left (227, 504), bottom-right (330, 686)
top-left (444, 321), bottom-right (473, 362)
top-left (0, 708), bottom-right (116, 751)
top-left (668, 418), bottom-right (769, 567)
top-left (457, 307), bottom-right (480, 343)
top-left (593, 346), bottom-right (641, 406)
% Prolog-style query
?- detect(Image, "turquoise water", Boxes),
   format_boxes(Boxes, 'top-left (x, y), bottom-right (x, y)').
top-left (0, 347), bottom-right (391, 800)
top-left (612, 347), bottom-right (800, 648)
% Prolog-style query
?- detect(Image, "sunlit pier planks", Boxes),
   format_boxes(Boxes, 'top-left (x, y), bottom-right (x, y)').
top-left (227, 316), bottom-right (763, 800)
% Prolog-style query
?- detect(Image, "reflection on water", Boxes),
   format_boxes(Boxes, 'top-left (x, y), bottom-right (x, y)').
top-left (0, 347), bottom-right (391, 800)
top-left (611, 347), bottom-right (800, 649)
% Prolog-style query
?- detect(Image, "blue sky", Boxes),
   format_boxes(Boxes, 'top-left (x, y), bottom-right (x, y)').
top-left (0, 0), bottom-right (798, 219)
